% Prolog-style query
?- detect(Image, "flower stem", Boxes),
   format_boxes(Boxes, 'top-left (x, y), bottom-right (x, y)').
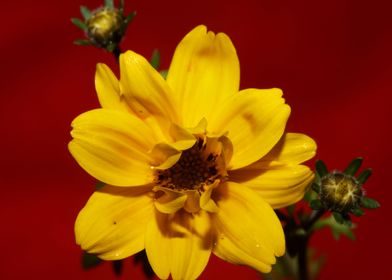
top-left (305, 209), bottom-right (326, 231)
top-left (298, 209), bottom-right (325, 280)
top-left (112, 46), bottom-right (121, 62)
top-left (298, 235), bottom-right (309, 280)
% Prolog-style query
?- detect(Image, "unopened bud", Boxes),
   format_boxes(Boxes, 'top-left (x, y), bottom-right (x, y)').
top-left (319, 172), bottom-right (363, 212)
top-left (87, 8), bottom-right (122, 48)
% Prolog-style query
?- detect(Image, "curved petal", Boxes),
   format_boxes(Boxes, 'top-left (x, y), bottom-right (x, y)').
top-left (212, 182), bottom-right (285, 273)
top-left (69, 109), bottom-right (158, 186)
top-left (145, 210), bottom-right (212, 280)
top-left (95, 63), bottom-right (131, 112)
top-left (119, 51), bottom-right (178, 122)
top-left (75, 185), bottom-right (154, 260)
top-left (257, 133), bottom-right (317, 167)
top-left (167, 25), bottom-right (240, 127)
top-left (230, 165), bottom-right (315, 208)
top-left (154, 187), bottom-right (187, 214)
top-left (209, 88), bottom-right (291, 170)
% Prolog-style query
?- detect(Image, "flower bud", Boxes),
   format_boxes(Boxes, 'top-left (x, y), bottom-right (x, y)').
top-left (319, 172), bottom-right (363, 213)
top-left (87, 8), bottom-right (122, 48)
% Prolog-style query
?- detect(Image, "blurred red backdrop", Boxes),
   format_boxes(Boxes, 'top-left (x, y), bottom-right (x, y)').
top-left (1, 0), bottom-right (391, 279)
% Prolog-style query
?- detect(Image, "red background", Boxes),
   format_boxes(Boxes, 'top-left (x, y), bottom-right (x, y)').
top-left (1, 0), bottom-right (391, 279)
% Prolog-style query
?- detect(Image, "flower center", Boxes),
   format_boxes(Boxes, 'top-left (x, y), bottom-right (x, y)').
top-left (155, 137), bottom-right (227, 191)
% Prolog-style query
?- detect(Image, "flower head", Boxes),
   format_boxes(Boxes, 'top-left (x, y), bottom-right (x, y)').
top-left (71, 0), bottom-right (136, 52)
top-left (69, 25), bottom-right (317, 279)
top-left (311, 158), bottom-right (379, 225)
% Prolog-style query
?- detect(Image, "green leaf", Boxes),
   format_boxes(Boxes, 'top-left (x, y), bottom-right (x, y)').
top-left (310, 199), bottom-right (323, 210)
top-left (104, 0), bottom-right (114, 9)
top-left (71, 18), bottom-right (88, 30)
top-left (315, 160), bottom-right (328, 177)
top-left (160, 70), bottom-right (168, 79)
top-left (80, 6), bottom-right (91, 20)
top-left (357, 168), bottom-right (372, 184)
top-left (95, 181), bottom-right (106, 190)
top-left (351, 208), bottom-right (364, 216)
top-left (344, 157), bottom-right (363, 176)
top-left (74, 39), bottom-right (91, 46)
top-left (82, 252), bottom-right (102, 269)
top-left (150, 49), bottom-right (161, 69)
top-left (360, 196), bottom-right (380, 209)
top-left (312, 215), bottom-right (356, 240)
top-left (308, 249), bottom-right (326, 280)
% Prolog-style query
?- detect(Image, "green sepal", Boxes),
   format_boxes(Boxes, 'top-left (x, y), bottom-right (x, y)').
top-left (119, 0), bottom-right (125, 14)
top-left (104, 0), bottom-right (114, 9)
top-left (351, 207), bottom-right (365, 216)
top-left (360, 196), bottom-right (380, 209)
top-left (332, 212), bottom-right (344, 224)
top-left (344, 157), bottom-right (363, 176)
top-left (315, 160), bottom-right (328, 177)
top-left (112, 260), bottom-right (123, 276)
top-left (106, 42), bottom-right (117, 52)
top-left (124, 11), bottom-right (137, 26)
top-left (311, 182), bottom-right (321, 193)
top-left (71, 18), bottom-right (88, 30)
top-left (160, 70), bottom-right (168, 79)
top-left (310, 199), bottom-right (323, 210)
top-left (150, 49), bottom-right (161, 70)
top-left (312, 215), bottom-right (356, 240)
top-left (80, 6), bottom-right (91, 20)
top-left (357, 168), bottom-right (372, 184)
top-left (74, 39), bottom-right (91, 46)
top-left (95, 181), bottom-right (106, 190)
top-left (82, 251), bottom-right (102, 269)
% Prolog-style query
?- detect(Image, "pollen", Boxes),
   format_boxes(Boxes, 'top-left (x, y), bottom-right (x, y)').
top-left (155, 138), bottom-right (225, 191)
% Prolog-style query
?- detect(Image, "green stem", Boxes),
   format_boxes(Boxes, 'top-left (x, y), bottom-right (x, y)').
top-left (298, 235), bottom-right (309, 280)
top-left (305, 210), bottom-right (326, 231)
top-left (297, 209), bottom-right (325, 280)
top-left (112, 46), bottom-right (121, 62)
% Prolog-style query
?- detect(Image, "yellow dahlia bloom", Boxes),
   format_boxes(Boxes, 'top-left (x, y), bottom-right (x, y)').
top-left (69, 25), bottom-right (316, 279)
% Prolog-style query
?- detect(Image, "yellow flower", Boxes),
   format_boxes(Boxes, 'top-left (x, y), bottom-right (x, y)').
top-left (69, 25), bottom-right (316, 279)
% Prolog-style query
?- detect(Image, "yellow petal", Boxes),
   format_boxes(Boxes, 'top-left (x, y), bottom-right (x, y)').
top-left (95, 63), bottom-right (131, 112)
top-left (259, 133), bottom-right (317, 167)
top-left (75, 185), bottom-right (154, 260)
top-left (209, 88), bottom-right (291, 170)
top-left (230, 165), bottom-right (315, 208)
top-left (167, 25), bottom-right (240, 127)
top-left (69, 109), bottom-right (157, 186)
top-left (169, 123), bottom-right (197, 151)
top-left (119, 50), bottom-right (178, 122)
top-left (154, 187), bottom-right (187, 214)
top-left (212, 182), bottom-right (285, 273)
top-left (145, 211), bottom-right (212, 280)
